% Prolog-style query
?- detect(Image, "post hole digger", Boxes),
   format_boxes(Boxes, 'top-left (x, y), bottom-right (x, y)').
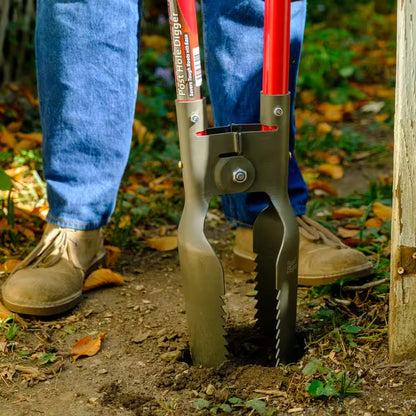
top-left (167, 0), bottom-right (299, 367)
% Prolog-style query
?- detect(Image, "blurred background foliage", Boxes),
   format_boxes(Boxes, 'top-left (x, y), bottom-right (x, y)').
top-left (0, 0), bottom-right (397, 253)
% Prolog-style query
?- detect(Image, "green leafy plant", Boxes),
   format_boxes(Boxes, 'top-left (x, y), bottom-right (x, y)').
top-left (303, 358), bottom-right (362, 399)
top-left (0, 316), bottom-right (20, 342)
top-left (0, 168), bottom-right (12, 191)
top-left (194, 396), bottom-right (276, 415)
top-left (38, 353), bottom-right (58, 365)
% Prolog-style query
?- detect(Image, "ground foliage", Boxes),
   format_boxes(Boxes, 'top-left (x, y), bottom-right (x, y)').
top-left (0, 1), bottom-right (409, 414)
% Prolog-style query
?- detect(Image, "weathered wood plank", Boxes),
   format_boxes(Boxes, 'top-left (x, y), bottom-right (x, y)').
top-left (389, 0), bottom-right (416, 362)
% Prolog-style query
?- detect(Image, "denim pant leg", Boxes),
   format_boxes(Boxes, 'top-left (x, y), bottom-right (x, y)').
top-left (36, 0), bottom-right (142, 230)
top-left (202, 0), bottom-right (308, 227)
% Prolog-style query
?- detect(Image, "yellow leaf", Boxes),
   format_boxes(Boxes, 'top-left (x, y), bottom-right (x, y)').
top-left (301, 170), bottom-right (320, 183)
top-left (4, 166), bottom-right (29, 180)
top-left (31, 205), bottom-right (49, 221)
top-left (375, 113), bottom-right (389, 123)
top-left (300, 90), bottom-right (316, 104)
top-left (118, 215), bottom-right (131, 229)
top-left (132, 119), bottom-right (147, 142)
top-left (0, 127), bottom-right (16, 148)
top-left (316, 122), bottom-right (332, 136)
top-left (365, 217), bottom-right (384, 230)
top-left (141, 34), bottom-right (169, 52)
top-left (14, 139), bottom-right (38, 153)
top-left (307, 180), bottom-right (338, 196)
top-left (71, 330), bottom-right (109, 361)
top-left (315, 150), bottom-right (345, 165)
top-left (15, 132), bottom-right (42, 144)
top-left (332, 207), bottom-right (364, 219)
top-left (0, 302), bottom-right (25, 326)
top-left (0, 259), bottom-right (22, 273)
top-left (145, 236), bottom-right (178, 251)
top-left (337, 227), bottom-right (359, 239)
top-left (317, 102), bottom-right (344, 122)
top-left (105, 245), bottom-right (121, 269)
top-left (83, 268), bottom-right (125, 292)
top-left (0, 302), bottom-right (14, 320)
top-left (317, 164), bottom-right (344, 179)
top-left (7, 121), bottom-right (22, 132)
top-left (372, 202), bottom-right (392, 220)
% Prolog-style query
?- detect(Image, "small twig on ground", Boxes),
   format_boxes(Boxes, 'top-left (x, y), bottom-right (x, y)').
top-left (342, 278), bottom-right (389, 292)
top-left (334, 298), bottom-right (352, 306)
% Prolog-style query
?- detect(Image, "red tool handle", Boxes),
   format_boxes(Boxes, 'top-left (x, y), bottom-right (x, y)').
top-left (263, 0), bottom-right (291, 95)
top-left (167, 0), bottom-right (202, 101)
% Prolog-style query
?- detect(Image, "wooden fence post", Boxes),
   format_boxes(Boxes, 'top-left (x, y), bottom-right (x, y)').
top-left (389, 0), bottom-right (416, 362)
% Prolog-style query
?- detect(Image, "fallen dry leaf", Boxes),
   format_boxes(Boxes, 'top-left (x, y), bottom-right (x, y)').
top-left (71, 330), bottom-right (109, 362)
top-left (0, 259), bottom-right (21, 273)
top-left (83, 268), bottom-right (124, 292)
top-left (145, 236), bottom-right (178, 251)
top-left (307, 180), bottom-right (338, 196)
top-left (0, 363), bottom-right (16, 382)
top-left (317, 164), bottom-right (344, 180)
top-left (372, 202), bottom-right (392, 220)
top-left (15, 132), bottom-right (42, 144)
top-left (0, 302), bottom-right (14, 320)
top-left (317, 102), bottom-right (344, 122)
top-left (14, 139), bottom-right (38, 153)
top-left (337, 227), bottom-right (359, 239)
top-left (301, 170), bottom-right (320, 183)
top-left (118, 214), bottom-right (131, 229)
top-left (105, 245), bottom-right (121, 269)
top-left (4, 166), bottom-right (29, 181)
top-left (315, 150), bottom-right (343, 165)
top-left (378, 174), bottom-right (393, 185)
top-left (7, 121), bottom-right (22, 132)
top-left (0, 127), bottom-right (16, 148)
top-left (316, 122), bottom-right (333, 136)
top-left (15, 365), bottom-right (46, 381)
top-left (141, 34), bottom-right (169, 52)
top-left (365, 217), bottom-right (384, 230)
top-left (343, 238), bottom-right (365, 247)
top-left (332, 207), bottom-right (364, 219)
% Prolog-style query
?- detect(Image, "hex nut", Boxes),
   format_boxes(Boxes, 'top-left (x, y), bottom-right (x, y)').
top-left (232, 168), bottom-right (248, 183)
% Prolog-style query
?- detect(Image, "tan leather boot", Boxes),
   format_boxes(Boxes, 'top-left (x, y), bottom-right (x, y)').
top-left (233, 215), bottom-right (373, 286)
top-left (1, 224), bottom-right (106, 316)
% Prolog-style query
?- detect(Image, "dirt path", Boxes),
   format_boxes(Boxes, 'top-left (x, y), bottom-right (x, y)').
top-left (2, 140), bottom-right (415, 416)
top-left (2, 215), bottom-right (416, 415)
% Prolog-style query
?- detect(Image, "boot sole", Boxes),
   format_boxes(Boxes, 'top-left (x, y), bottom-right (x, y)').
top-left (233, 249), bottom-right (373, 286)
top-left (2, 251), bottom-right (107, 317)
top-left (2, 292), bottom-right (83, 317)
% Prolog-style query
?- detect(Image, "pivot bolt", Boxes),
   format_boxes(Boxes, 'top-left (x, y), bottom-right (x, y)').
top-left (190, 112), bottom-right (200, 123)
top-left (273, 106), bottom-right (284, 116)
top-left (233, 168), bottom-right (248, 184)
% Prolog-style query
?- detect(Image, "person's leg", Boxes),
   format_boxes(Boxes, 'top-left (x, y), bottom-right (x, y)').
top-left (202, 0), bottom-right (308, 226)
top-left (2, 0), bottom-right (142, 315)
top-left (38, 0), bottom-right (141, 230)
top-left (202, 0), bottom-right (373, 284)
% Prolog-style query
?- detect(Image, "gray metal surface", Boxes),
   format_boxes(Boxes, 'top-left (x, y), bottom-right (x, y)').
top-left (176, 94), bottom-right (298, 366)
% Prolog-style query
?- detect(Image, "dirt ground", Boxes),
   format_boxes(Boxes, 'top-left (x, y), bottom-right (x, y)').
top-left (2, 128), bottom-right (416, 416)
top-left (2, 240), bottom-right (416, 416)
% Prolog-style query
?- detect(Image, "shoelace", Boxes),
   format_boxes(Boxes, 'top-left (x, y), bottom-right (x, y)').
top-left (11, 226), bottom-right (84, 274)
top-left (297, 215), bottom-right (346, 249)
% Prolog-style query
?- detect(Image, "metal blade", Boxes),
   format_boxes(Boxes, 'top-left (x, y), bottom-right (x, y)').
top-left (179, 236), bottom-right (228, 367)
top-left (253, 204), bottom-right (282, 351)
top-left (253, 202), bottom-right (298, 365)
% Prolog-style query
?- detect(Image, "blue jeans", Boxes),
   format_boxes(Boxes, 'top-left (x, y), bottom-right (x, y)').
top-left (36, 0), bottom-right (308, 230)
